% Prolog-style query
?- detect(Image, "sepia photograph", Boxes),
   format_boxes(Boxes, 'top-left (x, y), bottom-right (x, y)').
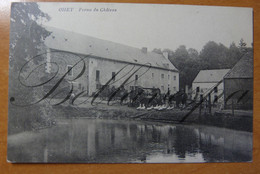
top-left (7, 2), bottom-right (253, 163)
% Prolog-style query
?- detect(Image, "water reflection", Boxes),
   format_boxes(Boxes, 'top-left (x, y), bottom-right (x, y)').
top-left (7, 118), bottom-right (252, 163)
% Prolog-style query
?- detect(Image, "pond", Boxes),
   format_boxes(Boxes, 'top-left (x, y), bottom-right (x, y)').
top-left (7, 118), bottom-right (252, 163)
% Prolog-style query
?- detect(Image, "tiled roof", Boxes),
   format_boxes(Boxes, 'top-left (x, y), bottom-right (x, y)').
top-left (44, 26), bottom-right (178, 72)
top-left (193, 69), bottom-right (230, 83)
top-left (224, 52), bottom-right (253, 79)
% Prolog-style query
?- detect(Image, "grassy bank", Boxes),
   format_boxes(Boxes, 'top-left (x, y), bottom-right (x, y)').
top-left (8, 101), bottom-right (252, 135)
top-left (54, 104), bottom-right (253, 132)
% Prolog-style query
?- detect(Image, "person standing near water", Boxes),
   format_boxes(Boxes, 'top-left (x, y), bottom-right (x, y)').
top-left (181, 89), bottom-right (188, 108)
top-left (70, 93), bottom-right (75, 105)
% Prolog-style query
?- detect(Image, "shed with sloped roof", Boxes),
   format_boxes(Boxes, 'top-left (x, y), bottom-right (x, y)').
top-left (224, 52), bottom-right (253, 110)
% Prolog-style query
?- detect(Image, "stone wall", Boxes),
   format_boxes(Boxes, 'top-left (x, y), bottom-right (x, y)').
top-left (224, 78), bottom-right (253, 110)
top-left (49, 49), bottom-right (179, 96)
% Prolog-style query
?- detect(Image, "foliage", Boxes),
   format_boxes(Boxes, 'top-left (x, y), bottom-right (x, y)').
top-left (152, 48), bottom-right (163, 54)
top-left (160, 40), bottom-right (250, 90)
top-left (10, 2), bottom-right (51, 71)
top-left (9, 3), bottom-right (52, 134)
top-left (9, 3), bottom-right (51, 101)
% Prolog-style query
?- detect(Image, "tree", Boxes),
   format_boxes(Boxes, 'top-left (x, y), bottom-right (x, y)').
top-left (239, 38), bottom-right (247, 48)
top-left (152, 48), bottom-right (163, 55)
top-left (9, 3), bottom-right (51, 133)
top-left (168, 45), bottom-right (200, 89)
top-left (169, 45), bottom-right (189, 71)
top-left (10, 3), bottom-right (51, 72)
top-left (174, 45), bottom-right (189, 60)
top-left (226, 42), bottom-right (243, 68)
top-left (166, 40), bottom-right (251, 91)
top-left (188, 48), bottom-right (199, 60)
top-left (162, 48), bottom-right (174, 58)
top-left (238, 38), bottom-right (249, 53)
top-left (199, 41), bottom-right (230, 69)
top-left (9, 3), bottom-right (51, 98)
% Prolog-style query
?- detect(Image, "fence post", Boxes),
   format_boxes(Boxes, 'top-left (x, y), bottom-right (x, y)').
top-left (199, 94), bottom-right (203, 116)
top-left (232, 99), bottom-right (234, 116)
top-left (208, 93), bottom-right (211, 115)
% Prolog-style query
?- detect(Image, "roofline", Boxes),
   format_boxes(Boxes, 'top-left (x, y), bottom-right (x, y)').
top-left (224, 77), bottom-right (253, 79)
top-left (193, 81), bottom-right (223, 83)
top-left (198, 68), bottom-right (231, 71)
top-left (50, 48), bottom-right (179, 73)
top-left (223, 51), bottom-right (253, 79)
top-left (193, 69), bottom-right (231, 83)
top-left (45, 26), bottom-right (179, 72)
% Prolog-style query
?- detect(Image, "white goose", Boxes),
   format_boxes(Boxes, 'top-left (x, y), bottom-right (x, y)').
top-left (158, 104), bottom-right (167, 111)
top-left (140, 104), bottom-right (146, 110)
top-left (167, 105), bottom-right (174, 110)
top-left (154, 105), bottom-right (160, 110)
top-left (137, 104), bottom-right (146, 110)
top-left (136, 104), bottom-right (142, 110)
top-left (147, 106), bottom-right (154, 110)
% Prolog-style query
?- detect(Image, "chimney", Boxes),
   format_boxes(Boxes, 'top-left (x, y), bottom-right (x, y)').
top-left (162, 51), bottom-right (168, 59)
top-left (141, 47), bottom-right (147, 54)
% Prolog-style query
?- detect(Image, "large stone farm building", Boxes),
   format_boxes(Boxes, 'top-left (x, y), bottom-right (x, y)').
top-left (44, 27), bottom-right (179, 96)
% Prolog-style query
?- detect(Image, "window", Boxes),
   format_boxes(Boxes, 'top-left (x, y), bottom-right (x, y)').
top-left (67, 65), bottom-right (73, 76)
top-left (214, 95), bottom-right (218, 102)
top-left (78, 83), bottom-right (81, 90)
top-left (168, 75), bottom-right (170, 80)
top-left (96, 70), bottom-right (100, 81)
top-left (135, 75), bottom-right (138, 81)
top-left (173, 87), bottom-right (176, 91)
top-left (161, 74), bottom-right (164, 79)
top-left (96, 84), bottom-right (101, 89)
top-left (173, 76), bottom-right (176, 80)
top-left (161, 86), bottom-right (164, 91)
top-left (214, 87), bottom-right (218, 93)
top-left (152, 73), bottom-right (154, 78)
top-left (112, 72), bottom-right (116, 81)
top-left (196, 87), bottom-right (200, 93)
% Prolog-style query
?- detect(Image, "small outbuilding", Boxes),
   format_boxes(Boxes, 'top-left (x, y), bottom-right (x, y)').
top-left (192, 69), bottom-right (230, 103)
top-left (223, 52), bottom-right (253, 110)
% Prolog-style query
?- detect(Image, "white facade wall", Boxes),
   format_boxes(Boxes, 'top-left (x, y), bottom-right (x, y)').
top-left (49, 50), bottom-right (179, 96)
top-left (192, 82), bottom-right (224, 102)
top-left (48, 50), bottom-right (89, 92)
top-left (88, 57), bottom-right (179, 95)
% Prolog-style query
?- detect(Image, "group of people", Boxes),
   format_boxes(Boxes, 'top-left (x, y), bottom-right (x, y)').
top-left (130, 88), bottom-right (189, 110)
top-left (69, 85), bottom-right (189, 110)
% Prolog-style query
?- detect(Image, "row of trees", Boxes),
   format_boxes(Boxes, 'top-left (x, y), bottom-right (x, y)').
top-left (153, 39), bottom-right (252, 90)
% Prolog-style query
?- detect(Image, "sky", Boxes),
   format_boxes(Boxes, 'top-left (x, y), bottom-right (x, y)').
top-left (39, 3), bottom-right (253, 52)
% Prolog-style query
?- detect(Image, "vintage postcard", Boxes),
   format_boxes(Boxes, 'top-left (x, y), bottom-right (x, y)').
top-left (8, 2), bottom-right (253, 163)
